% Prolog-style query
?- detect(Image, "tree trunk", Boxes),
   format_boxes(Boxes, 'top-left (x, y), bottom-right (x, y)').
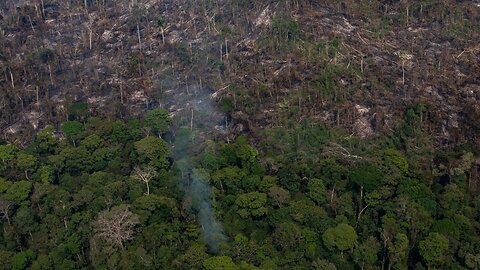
top-left (161, 27), bottom-right (165, 44)
top-left (137, 23), bottom-right (142, 51)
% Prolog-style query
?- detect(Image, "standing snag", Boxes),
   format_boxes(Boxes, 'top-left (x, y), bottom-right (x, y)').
top-left (131, 166), bottom-right (157, 195)
top-left (92, 205), bottom-right (139, 249)
top-left (0, 198), bottom-right (13, 225)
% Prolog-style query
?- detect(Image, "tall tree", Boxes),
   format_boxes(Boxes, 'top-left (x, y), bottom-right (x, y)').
top-left (203, 256), bottom-right (238, 270)
top-left (16, 152), bottom-right (37, 179)
top-left (234, 192), bottom-right (267, 219)
top-left (134, 136), bottom-right (170, 169)
top-left (0, 144), bottom-right (17, 169)
top-left (419, 232), bottom-right (449, 269)
top-left (322, 223), bottom-right (357, 253)
top-left (92, 205), bottom-right (140, 249)
top-left (0, 197), bottom-right (13, 225)
top-left (268, 186), bottom-right (290, 208)
top-left (144, 108), bottom-right (171, 137)
top-left (306, 178), bottom-right (327, 205)
top-left (131, 166), bottom-right (157, 195)
top-left (61, 121), bottom-right (85, 147)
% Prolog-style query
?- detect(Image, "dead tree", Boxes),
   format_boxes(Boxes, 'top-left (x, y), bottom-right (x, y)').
top-left (268, 186), bottom-right (290, 208)
top-left (322, 142), bottom-right (363, 161)
top-left (93, 205), bottom-right (139, 249)
top-left (131, 166), bottom-right (157, 195)
top-left (0, 198), bottom-right (13, 225)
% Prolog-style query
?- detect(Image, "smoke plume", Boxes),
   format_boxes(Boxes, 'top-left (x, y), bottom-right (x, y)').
top-left (165, 82), bottom-right (227, 252)
top-left (190, 169), bottom-right (226, 252)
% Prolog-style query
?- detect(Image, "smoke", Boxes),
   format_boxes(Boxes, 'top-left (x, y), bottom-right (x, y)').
top-left (190, 169), bottom-right (226, 252)
top-left (164, 81), bottom-right (227, 253)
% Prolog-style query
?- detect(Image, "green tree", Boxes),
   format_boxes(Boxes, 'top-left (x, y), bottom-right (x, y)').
top-left (133, 194), bottom-right (178, 223)
top-left (234, 192), bottom-right (267, 219)
top-left (0, 250), bottom-right (14, 269)
top-left (134, 136), bottom-right (170, 169)
top-left (354, 236), bottom-right (380, 270)
top-left (322, 223), bottom-right (357, 253)
top-left (13, 207), bottom-right (37, 238)
top-left (219, 136), bottom-right (263, 175)
top-left (399, 200), bottom-right (433, 245)
top-left (5, 181), bottom-right (32, 205)
top-left (271, 15), bottom-right (300, 42)
top-left (59, 147), bottom-right (93, 174)
top-left (175, 243), bottom-right (208, 269)
top-left (439, 184), bottom-right (465, 216)
top-left (306, 178), bottom-right (327, 205)
top-left (39, 165), bottom-right (54, 184)
top-left (11, 250), bottom-right (36, 270)
top-left (311, 259), bottom-right (337, 270)
top-left (61, 121), bottom-right (85, 146)
top-left (17, 152), bottom-right (37, 179)
top-left (111, 120), bottom-right (131, 143)
top-left (85, 117), bottom-right (114, 138)
top-left (382, 148), bottom-right (408, 184)
top-left (203, 256), bottom-right (238, 270)
top-left (273, 222), bottom-right (304, 250)
top-left (350, 164), bottom-right (384, 192)
top-left (31, 125), bottom-right (57, 155)
top-left (419, 232), bottom-right (449, 268)
top-left (30, 255), bottom-right (53, 270)
top-left (398, 178), bottom-right (437, 214)
top-left (387, 233), bottom-right (409, 270)
top-left (144, 108), bottom-right (171, 137)
top-left (127, 118), bottom-right (144, 141)
top-left (0, 143), bottom-right (17, 168)
top-left (211, 166), bottom-right (247, 194)
top-left (0, 177), bottom-right (12, 192)
top-left (81, 134), bottom-right (104, 151)
top-left (431, 219), bottom-right (459, 239)
top-left (68, 102), bottom-right (88, 121)
top-left (47, 154), bottom-right (65, 178)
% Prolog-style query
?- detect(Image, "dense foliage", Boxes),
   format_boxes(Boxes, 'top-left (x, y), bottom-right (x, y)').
top-left (0, 109), bottom-right (479, 270)
top-left (0, 1), bottom-right (479, 269)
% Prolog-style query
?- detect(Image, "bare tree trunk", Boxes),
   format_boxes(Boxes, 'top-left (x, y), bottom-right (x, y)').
top-left (220, 44), bottom-right (223, 62)
top-left (9, 70), bottom-right (14, 89)
top-left (36, 86), bottom-right (40, 109)
top-left (137, 23), bottom-right (142, 51)
top-left (40, 0), bottom-right (45, 17)
top-left (0, 199), bottom-right (12, 225)
top-left (89, 29), bottom-right (93, 50)
top-left (225, 39), bottom-right (228, 59)
top-left (190, 109), bottom-right (194, 130)
top-left (48, 64), bottom-right (54, 85)
top-left (161, 27), bottom-right (165, 44)
top-left (120, 82), bottom-right (124, 104)
top-left (225, 117), bottom-right (230, 144)
top-left (27, 15), bottom-right (35, 32)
